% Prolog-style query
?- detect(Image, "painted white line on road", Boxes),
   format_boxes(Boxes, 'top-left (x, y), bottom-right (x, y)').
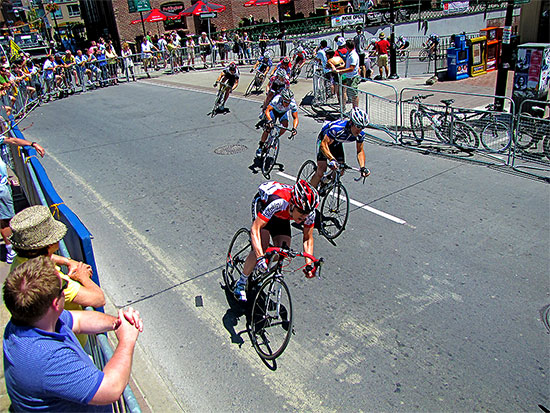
top-left (276, 171), bottom-right (408, 225)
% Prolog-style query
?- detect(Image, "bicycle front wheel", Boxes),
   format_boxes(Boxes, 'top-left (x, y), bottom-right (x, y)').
top-left (211, 90), bottom-right (223, 117)
top-left (409, 109), bottom-right (425, 143)
top-left (224, 228), bottom-right (251, 290)
top-left (480, 121), bottom-right (511, 152)
top-left (249, 277), bottom-right (293, 360)
top-left (419, 49), bottom-right (429, 62)
top-left (320, 182), bottom-right (349, 240)
top-left (245, 78), bottom-right (255, 96)
top-left (261, 135), bottom-right (279, 179)
top-left (296, 159), bottom-right (317, 183)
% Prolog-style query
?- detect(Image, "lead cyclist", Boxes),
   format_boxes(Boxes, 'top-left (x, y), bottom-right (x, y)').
top-left (233, 180), bottom-right (320, 302)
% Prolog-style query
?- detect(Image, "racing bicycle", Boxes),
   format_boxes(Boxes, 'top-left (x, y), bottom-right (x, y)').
top-left (245, 69), bottom-right (267, 96)
top-left (407, 94), bottom-right (479, 150)
top-left (296, 160), bottom-right (366, 240)
top-left (224, 228), bottom-right (323, 360)
top-left (259, 122), bottom-right (294, 179)
top-left (210, 81), bottom-right (231, 117)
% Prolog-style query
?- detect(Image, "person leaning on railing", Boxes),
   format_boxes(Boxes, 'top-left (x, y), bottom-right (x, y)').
top-left (8, 205), bottom-right (106, 346)
top-left (3, 255), bottom-right (143, 412)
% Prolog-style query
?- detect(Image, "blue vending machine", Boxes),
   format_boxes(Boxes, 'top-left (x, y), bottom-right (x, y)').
top-left (447, 34), bottom-right (469, 80)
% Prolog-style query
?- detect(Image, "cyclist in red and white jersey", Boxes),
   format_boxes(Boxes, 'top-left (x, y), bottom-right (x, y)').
top-left (261, 68), bottom-right (290, 112)
top-left (291, 46), bottom-right (307, 74)
top-left (233, 180), bottom-right (319, 301)
top-left (268, 56), bottom-right (292, 78)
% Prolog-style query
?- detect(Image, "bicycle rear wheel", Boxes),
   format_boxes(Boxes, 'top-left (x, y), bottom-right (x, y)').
top-left (249, 277), bottom-right (293, 360)
top-left (320, 182), bottom-right (349, 240)
top-left (453, 121), bottom-right (480, 151)
top-left (261, 135), bottom-right (279, 179)
top-left (409, 109), bottom-right (425, 143)
top-left (296, 159), bottom-right (317, 183)
top-left (224, 228), bottom-right (251, 290)
top-left (245, 77), bottom-right (255, 96)
top-left (480, 120), bottom-right (511, 152)
top-left (419, 49), bottom-right (429, 62)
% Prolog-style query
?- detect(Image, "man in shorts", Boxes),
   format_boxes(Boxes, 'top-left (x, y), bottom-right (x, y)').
top-left (375, 32), bottom-right (390, 79)
top-left (336, 40), bottom-right (361, 108)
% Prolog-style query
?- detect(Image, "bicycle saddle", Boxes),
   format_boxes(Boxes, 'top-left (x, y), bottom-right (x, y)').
top-left (440, 99), bottom-right (455, 106)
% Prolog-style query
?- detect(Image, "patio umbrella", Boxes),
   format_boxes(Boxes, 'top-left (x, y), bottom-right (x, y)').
top-left (130, 8), bottom-right (180, 36)
top-left (178, 1), bottom-right (226, 16)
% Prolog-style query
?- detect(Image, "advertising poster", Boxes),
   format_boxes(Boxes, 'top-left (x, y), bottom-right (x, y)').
top-left (443, 0), bottom-right (469, 15)
top-left (539, 48), bottom-right (550, 97)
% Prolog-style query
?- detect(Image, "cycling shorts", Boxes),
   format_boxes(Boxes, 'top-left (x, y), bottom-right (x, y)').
top-left (251, 195), bottom-right (291, 237)
top-left (316, 131), bottom-right (345, 162)
top-left (268, 109), bottom-right (289, 123)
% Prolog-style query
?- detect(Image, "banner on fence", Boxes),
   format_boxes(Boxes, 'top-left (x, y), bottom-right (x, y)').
top-left (330, 14), bottom-right (365, 28)
top-left (442, 0), bottom-right (469, 15)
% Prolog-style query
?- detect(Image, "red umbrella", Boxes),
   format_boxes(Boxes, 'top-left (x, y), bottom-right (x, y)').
top-left (179, 1), bottom-right (226, 16)
top-left (130, 8), bottom-right (180, 24)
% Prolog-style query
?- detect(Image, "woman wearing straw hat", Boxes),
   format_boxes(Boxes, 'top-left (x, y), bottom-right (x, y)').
top-left (9, 205), bottom-right (105, 346)
top-left (0, 135), bottom-right (45, 265)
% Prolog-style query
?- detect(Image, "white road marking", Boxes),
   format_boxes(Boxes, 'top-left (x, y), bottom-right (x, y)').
top-left (276, 171), bottom-right (408, 225)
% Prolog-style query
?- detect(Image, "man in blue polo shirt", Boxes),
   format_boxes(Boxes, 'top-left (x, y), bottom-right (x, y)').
top-left (3, 256), bottom-right (144, 412)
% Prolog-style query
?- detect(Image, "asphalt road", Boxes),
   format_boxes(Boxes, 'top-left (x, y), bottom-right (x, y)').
top-left (22, 81), bottom-right (549, 412)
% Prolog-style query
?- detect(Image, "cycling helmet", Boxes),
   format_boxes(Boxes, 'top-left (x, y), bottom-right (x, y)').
top-left (228, 61), bottom-right (237, 70)
top-left (398, 35), bottom-right (404, 41)
top-left (275, 68), bottom-right (287, 78)
top-left (280, 88), bottom-right (294, 102)
top-left (297, 46), bottom-right (304, 53)
top-left (263, 51), bottom-right (271, 58)
top-left (282, 56), bottom-right (291, 64)
top-left (291, 180), bottom-right (319, 213)
top-left (349, 108), bottom-right (369, 128)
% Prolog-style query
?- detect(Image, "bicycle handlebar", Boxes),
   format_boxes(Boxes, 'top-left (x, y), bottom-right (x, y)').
top-left (264, 246), bottom-right (324, 278)
top-left (336, 163), bottom-right (369, 184)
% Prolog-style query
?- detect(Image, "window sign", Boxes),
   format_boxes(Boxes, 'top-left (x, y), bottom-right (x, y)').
top-left (128, 0), bottom-right (152, 13)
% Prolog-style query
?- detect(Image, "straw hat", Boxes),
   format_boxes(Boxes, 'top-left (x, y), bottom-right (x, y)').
top-left (379, 32), bottom-right (386, 39)
top-left (9, 206), bottom-right (67, 250)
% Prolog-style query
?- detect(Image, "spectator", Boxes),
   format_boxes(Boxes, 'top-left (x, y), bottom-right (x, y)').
top-left (167, 37), bottom-right (181, 71)
top-left (326, 48), bottom-right (345, 100)
top-left (233, 32), bottom-right (244, 65)
top-left (0, 56), bottom-right (10, 69)
top-left (375, 31), bottom-right (390, 79)
top-left (86, 49), bottom-right (102, 87)
top-left (185, 34), bottom-right (196, 69)
top-left (95, 48), bottom-right (108, 87)
top-left (0, 139), bottom-right (45, 265)
top-left (315, 39), bottom-right (330, 74)
top-left (42, 55), bottom-right (62, 97)
top-left (3, 256), bottom-right (143, 411)
top-left (278, 28), bottom-right (287, 57)
top-left (141, 36), bottom-right (158, 78)
top-left (353, 26), bottom-right (368, 80)
top-left (336, 39), bottom-right (360, 108)
top-left (74, 49), bottom-right (90, 90)
top-left (336, 37), bottom-right (348, 59)
top-left (199, 32), bottom-right (212, 69)
top-left (104, 43), bottom-right (118, 85)
top-left (216, 31), bottom-right (228, 67)
top-left (259, 31), bottom-right (269, 56)
top-left (121, 42), bottom-right (136, 81)
top-left (242, 31), bottom-right (252, 64)
top-left (157, 34), bottom-right (168, 69)
top-left (9, 205), bottom-right (106, 346)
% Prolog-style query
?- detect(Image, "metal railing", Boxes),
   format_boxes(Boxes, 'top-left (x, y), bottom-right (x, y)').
top-left (6, 115), bottom-right (142, 412)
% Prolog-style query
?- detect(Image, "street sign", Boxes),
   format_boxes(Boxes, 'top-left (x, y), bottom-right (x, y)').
top-left (128, 0), bottom-right (151, 13)
top-left (200, 12), bottom-right (217, 19)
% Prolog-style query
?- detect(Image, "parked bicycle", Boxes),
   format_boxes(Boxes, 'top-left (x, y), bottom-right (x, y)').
top-left (514, 105), bottom-right (550, 161)
top-left (407, 94), bottom-right (479, 150)
top-left (210, 82), bottom-right (230, 117)
top-left (296, 160), bottom-right (365, 240)
top-left (224, 229), bottom-right (323, 360)
top-left (259, 121), bottom-right (293, 179)
top-left (456, 103), bottom-right (513, 153)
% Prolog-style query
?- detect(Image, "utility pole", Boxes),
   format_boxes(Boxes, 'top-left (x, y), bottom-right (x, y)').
top-left (494, 0), bottom-right (515, 111)
top-left (389, 0), bottom-right (399, 79)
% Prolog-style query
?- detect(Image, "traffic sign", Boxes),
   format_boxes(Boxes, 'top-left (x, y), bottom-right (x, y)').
top-left (200, 12), bottom-right (217, 19)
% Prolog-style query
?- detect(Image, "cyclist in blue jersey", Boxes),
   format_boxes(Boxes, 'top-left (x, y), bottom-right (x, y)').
top-left (255, 89), bottom-right (299, 157)
top-left (250, 52), bottom-right (272, 79)
top-left (310, 107), bottom-right (371, 188)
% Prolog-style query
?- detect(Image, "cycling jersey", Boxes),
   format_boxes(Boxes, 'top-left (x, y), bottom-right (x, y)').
top-left (257, 56), bottom-right (272, 72)
top-left (254, 181), bottom-right (315, 227)
top-left (222, 67), bottom-right (240, 86)
top-left (319, 119), bottom-right (366, 144)
top-left (268, 75), bottom-right (290, 94)
top-left (269, 95), bottom-right (298, 114)
top-left (275, 62), bottom-right (292, 76)
top-left (293, 51), bottom-right (305, 63)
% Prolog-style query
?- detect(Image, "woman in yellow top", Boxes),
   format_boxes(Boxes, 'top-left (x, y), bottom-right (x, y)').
top-left (9, 205), bottom-right (105, 346)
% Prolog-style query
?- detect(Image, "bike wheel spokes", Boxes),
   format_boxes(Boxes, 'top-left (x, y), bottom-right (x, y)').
top-left (296, 159), bottom-right (317, 183)
top-left (480, 121), bottom-right (511, 152)
top-left (320, 183), bottom-right (349, 240)
top-left (409, 109), bottom-right (425, 143)
top-left (224, 228), bottom-right (251, 289)
top-left (250, 278), bottom-right (293, 360)
top-left (453, 121), bottom-right (480, 151)
top-left (261, 136), bottom-right (279, 179)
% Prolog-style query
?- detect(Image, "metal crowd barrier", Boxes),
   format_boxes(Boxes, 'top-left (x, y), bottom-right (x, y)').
top-left (5, 115), bottom-right (142, 412)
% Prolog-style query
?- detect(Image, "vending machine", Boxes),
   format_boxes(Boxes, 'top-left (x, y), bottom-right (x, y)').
top-left (512, 43), bottom-right (550, 113)
top-left (480, 27), bottom-right (502, 72)
top-left (447, 34), bottom-right (469, 80)
top-left (468, 36), bottom-right (487, 77)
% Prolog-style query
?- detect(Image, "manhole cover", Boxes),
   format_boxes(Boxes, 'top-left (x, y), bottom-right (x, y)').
top-left (214, 144), bottom-right (248, 155)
